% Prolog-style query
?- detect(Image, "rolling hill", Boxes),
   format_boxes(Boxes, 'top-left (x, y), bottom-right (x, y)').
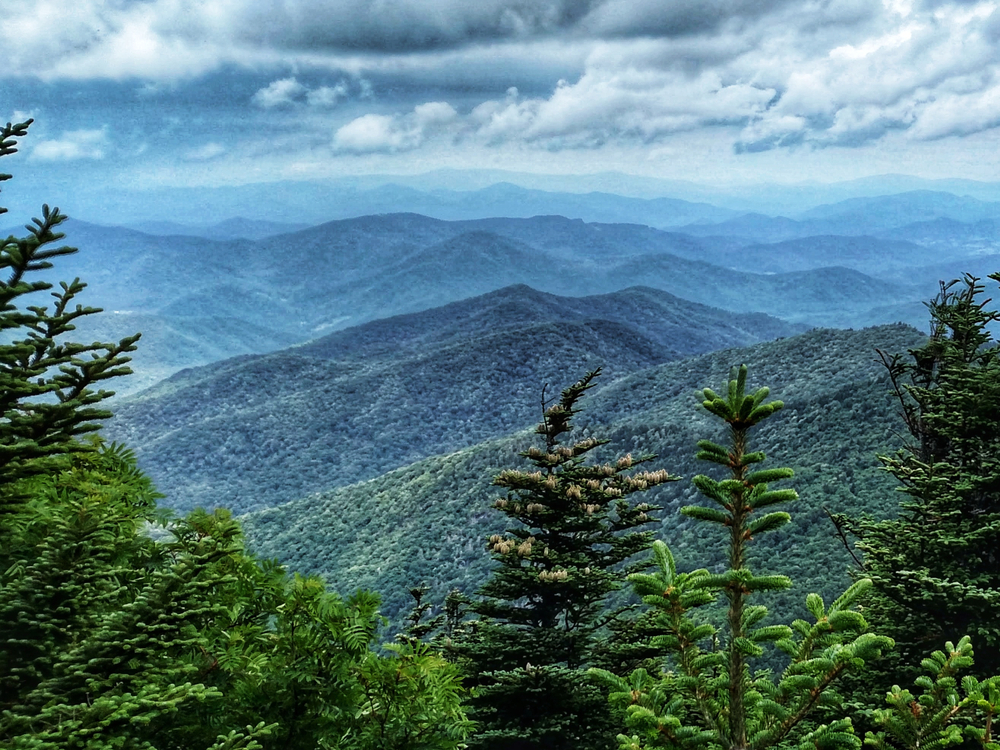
top-left (37, 213), bottom-right (934, 392)
top-left (106, 284), bottom-right (805, 513)
top-left (239, 323), bottom-right (927, 624)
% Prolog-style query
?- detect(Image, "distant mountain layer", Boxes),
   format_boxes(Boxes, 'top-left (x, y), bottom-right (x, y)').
top-left (681, 191), bottom-right (1000, 243)
top-left (19, 167), bottom-right (1000, 229)
top-left (52, 213), bottom-right (927, 324)
top-left (127, 217), bottom-right (311, 241)
top-left (107, 284), bottom-right (806, 513)
top-left (662, 235), bottom-right (943, 276)
top-left (240, 323), bottom-right (927, 624)
top-left (42, 213), bottom-right (946, 392)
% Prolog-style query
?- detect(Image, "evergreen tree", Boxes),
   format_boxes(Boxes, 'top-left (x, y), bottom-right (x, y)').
top-left (591, 365), bottom-right (892, 750)
top-left (0, 444), bottom-right (473, 749)
top-left (453, 369), bottom-right (676, 750)
top-left (864, 637), bottom-right (999, 750)
top-left (0, 119), bottom-right (473, 750)
top-left (0, 119), bottom-right (139, 503)
top-left (0, 442), bottom-right (274, 750)
top-left (836, 273), bottom-right (1000, 695)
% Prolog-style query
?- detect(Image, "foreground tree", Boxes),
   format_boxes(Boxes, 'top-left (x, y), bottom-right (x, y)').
top-left (0, 119), bottom-right (472, 750)
top-left (452, 369), bottom-right (676, 750)
top-left (592, 366), bottom-right (893, 750)
top-left (0, 119), bottom-right (139, 501)
top-left (836, 273), bottom-right (1000, 695)
top-left (864, 636), bottom-right (999, 750)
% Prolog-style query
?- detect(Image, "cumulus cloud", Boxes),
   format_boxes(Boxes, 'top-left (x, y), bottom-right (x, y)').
top-left (333, 102), bottom-right (459, 153)
top-left (733, 0), bottom-right (1000, 150)
top-left (6, 0), bottom-right (1000, 158)
top-left (252, 78), bottom-right (308, 108)
top-left (307, 82), bottom-right (349, 106)
top-left (31, 129), bottom-right (109, 161)
top-left (253, 77), bottom-right (350, 108)
top-left (321, 0), bottom-right (1000, 156)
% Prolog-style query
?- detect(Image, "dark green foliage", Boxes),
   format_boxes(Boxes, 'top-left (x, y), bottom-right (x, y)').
top-left (0, 442), bottom-right (473, 750)
top-left (110, 284), bottom-right (802, 514)
top-left (0, 119), bottom-right (139, 499)
top-left (591, 366), bottom-right (893, 750)
top-left (452, 369), bottom-right (676, 750)
top-left (194, 552), bottom-right (474, 750)
top-left (865, 636), bottom-right (1000, 750)
top-left (0, 442), bottom-right (269, 750)
top-left (242, 324), bottom-right (924, 627)
top-left (838, 273), bottom-right (1000, 701)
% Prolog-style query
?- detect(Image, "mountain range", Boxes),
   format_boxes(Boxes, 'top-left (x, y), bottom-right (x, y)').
top-left (38, 205), bottom-right (991, 393)
top-left (238, 321), bottom-right (927, 624)
top-left (106, 284), bottom-right (805, 513)
top-left (12, 168), bottom-right (1000, 227)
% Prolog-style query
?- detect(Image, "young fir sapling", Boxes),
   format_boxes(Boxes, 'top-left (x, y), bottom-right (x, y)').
top-left (590, 365), bottom-right (894, 750)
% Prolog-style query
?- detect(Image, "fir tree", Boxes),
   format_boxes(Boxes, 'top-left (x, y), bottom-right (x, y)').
top-left (591, 365), bottom-right (892, 750)
top-left (864, 636), bottom-right (1000, 750)
top-left (836, 273), bottom-right (1000, 695)
top-left (0, 119), bottom-right (138, 511)
top-left (453, 368), bottom-right (676, 750)
top-left (0, 119), bottom-right (472, 750)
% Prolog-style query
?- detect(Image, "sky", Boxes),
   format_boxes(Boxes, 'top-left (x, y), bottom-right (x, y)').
top-left (3, 0), bottom-right (1000, 202)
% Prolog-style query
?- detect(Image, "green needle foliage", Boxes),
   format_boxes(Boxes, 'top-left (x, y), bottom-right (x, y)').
top-left (0, 120), bottom-right (472, 750)
top-left (837, 273), bottom-right (1000, 698)
top-left (591, 365), bottom-right (893, 750)
top-left (0, 119), bottom-right (139, 501)
top-left (453, 368), bottom-right (676, 750)
top-left (865, 636), bottom-right (1000, 750)
top-left (0, 442), bottom-right (473, 750)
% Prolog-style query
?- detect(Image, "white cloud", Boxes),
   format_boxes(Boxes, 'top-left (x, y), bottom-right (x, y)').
top-left (253, 77), bottom-right (350, 108)
top-left (5, 0), bottom-right (1000, 161)
top-left (306, 82), bottom-right (348, 106)
top-left (333, 102), bottom-right (458, 153)
top-left (252, 78), bottom-right (308, 108)
top-left (31, 129), bottom-right (109, 161)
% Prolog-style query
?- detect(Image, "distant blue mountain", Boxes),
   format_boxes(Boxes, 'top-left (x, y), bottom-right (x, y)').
top-left (39, 211), bottom-right (972, 393)
top-left (128, 217), bottom-right (310, 241)
top-left (679, 191), bottom-right (1000, 242)
top-left (797, 190), bottom-right (1000, 226)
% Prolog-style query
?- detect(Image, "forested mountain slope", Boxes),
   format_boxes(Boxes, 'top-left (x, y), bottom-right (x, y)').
top-left (106, 284), bottom-right (804, 513)
top-left (241, 323), bottom-right (926, 623)
top-left (44, 213), bottom-right (936, 392)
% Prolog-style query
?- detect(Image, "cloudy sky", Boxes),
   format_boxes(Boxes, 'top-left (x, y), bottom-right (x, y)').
top-left (4, 0), bottom-right (1000, 198)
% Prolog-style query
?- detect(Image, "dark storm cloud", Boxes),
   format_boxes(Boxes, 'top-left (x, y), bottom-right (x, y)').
top-left (580, 0), bottom-right (796, 38)
top-left (187, 0), bottom-right (606, 53)
top-left (6, 0), bottom-right (1000, 161)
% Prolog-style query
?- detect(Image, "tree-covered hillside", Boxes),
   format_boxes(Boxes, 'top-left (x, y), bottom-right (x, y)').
top-left (241, 323), bottom-right (925, 623)
top-left (107, 284), bottom-right (804, 513)
top-left (48, 211), bottom-right (943, 392)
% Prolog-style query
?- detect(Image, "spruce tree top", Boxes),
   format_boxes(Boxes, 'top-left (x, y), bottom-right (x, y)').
top-left (0, 119), bottom-right (139, 493)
